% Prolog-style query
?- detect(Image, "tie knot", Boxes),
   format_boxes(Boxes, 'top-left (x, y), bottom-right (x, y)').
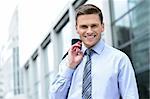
top-left (85, 49), bottom-right (93, 56)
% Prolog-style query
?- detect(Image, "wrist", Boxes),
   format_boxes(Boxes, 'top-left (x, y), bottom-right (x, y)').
top-left (67, 62), bottom-right (77, 69)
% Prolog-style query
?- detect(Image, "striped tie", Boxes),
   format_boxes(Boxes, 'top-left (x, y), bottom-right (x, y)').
top-left (82, 49), bottom-right (93, 99)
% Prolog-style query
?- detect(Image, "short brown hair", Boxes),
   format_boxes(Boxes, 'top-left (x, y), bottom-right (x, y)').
top-left (75, 4), bottom-right (103, 24)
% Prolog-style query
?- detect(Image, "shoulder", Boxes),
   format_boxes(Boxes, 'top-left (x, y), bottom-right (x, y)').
top-left (104, 44), bottom-right (133, 71)
top-left (104, 43), bottom-right (129, 60)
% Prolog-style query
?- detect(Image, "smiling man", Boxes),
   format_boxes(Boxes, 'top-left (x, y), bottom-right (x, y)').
top-left (49, 4), bottom-right (139, 99)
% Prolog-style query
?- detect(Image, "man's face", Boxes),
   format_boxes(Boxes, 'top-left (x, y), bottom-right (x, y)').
top-left (76, 14), bottom-right (104, 48)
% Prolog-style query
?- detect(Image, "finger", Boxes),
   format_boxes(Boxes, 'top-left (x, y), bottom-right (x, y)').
top-left (69, 41), bottom-right (82, 54)
top-left (77, 51), bottom-right (83, 57)
top-left (77, 41), bottom-right (82, 45)
top-left (71, 44), bottom-right (81, 51)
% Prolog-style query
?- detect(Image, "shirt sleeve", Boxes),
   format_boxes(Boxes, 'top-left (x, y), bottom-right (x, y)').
top-left (118, 53), bottom-right (139, 99)
top-left (49, 58), bottom-right (75, 99)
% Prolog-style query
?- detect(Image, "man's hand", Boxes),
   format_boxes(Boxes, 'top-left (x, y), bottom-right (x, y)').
top-left (68, 41), bottom-right (83, 69)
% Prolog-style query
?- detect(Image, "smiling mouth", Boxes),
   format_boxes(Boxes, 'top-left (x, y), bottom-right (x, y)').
top-left (84, 35), bottom-right (96, 39)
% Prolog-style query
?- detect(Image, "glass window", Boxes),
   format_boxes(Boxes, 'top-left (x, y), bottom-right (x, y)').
top-left (112, 14), bottom-right (131, 47)
top-left (130, 0), bottom-right (150, 39)
top-left (128, 0), bottom-right (144, 9)
top-left (112, 0), bottom-right (143, 21)
top-left (111, 0), bottom-right (150, 98)
top-left (112, 0), bottom-right (129, 20)
top-left (137, 70), bottom-right (149, 98)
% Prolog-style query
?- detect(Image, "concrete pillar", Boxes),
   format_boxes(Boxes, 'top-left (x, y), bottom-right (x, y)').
top-left (51, 30), bottom-right (61, 75)
top-left (27, 59), bottom-right (37, 99)
top-left (101, 0), bottom-right (112, 46)
top-left (69, 3), bottom-right (79, 39)
top-left (38, 47), bottom-right (49, 99)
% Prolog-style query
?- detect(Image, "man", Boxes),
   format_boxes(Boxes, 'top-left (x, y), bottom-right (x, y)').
top-left (49, 4), bottom-right (139, 99)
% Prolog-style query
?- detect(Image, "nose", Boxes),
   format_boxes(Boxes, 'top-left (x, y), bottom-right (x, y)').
top-left (87, 27), bottom-right (93, 34)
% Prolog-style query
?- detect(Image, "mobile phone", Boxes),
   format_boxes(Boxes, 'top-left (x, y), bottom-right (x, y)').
top-left (71, 38), bottom-right (82, 45)
top-left (62, 39), bottom-right (82, 60)
top-left (71, 38), bottom-right (82, 49)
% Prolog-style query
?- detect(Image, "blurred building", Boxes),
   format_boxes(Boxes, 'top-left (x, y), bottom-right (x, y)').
top-left (18, 0), bottom-right (149, 99)
top-left (0, 43), bottom-right (15, 99)
top-left (0, 48), bottom-right (4, 99)
top-left (0, 7), bottom-right (25, 99)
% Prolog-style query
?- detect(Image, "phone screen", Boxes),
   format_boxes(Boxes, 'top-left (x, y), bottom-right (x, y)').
top-left (71, 39), bottom-right (82, 49)
top-left (71, 39), bottom-right (82, 45)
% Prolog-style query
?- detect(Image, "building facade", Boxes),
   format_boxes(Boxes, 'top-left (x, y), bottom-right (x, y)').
top-left (21, 0), bottom-right (149, 99)
top-left (0, 7), bottom-right (24, 99)
top-left (0, 48), bottom-right (4, 99)
top-left (110, 0), bottom-right (150, 98)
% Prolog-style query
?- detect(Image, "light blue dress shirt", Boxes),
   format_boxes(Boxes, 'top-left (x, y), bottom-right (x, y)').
top-left (49, 39), bottom-right (139, 99)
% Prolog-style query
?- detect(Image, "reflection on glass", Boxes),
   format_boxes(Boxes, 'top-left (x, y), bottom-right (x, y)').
top-left (112, 15), bottom-right (131, 47)
top-left (137, 70), bottom-right (150, 98)
top-left (131, 35), bottom-right (149, 69)
top-left (113, 0), bottom-right (129, 20)
top-left (112, 0), bottom-right (144, 20)
top-left (120, 45), bottom-right (131, 59)
top-left (130, 0), bottom-right (150, 39)
top-left (111, 0), bottom-right (150, 98)
top-left (128, 0), bottom-right (144, 9)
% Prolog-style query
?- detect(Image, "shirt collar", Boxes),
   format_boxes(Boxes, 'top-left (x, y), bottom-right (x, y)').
top-left (82, 39), bottom-right (105, 55)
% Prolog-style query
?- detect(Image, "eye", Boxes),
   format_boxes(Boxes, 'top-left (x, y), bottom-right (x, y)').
top-left (80, 25), bottom-right (88, 29)
top-left (91, 24), bottom-right (97, 28)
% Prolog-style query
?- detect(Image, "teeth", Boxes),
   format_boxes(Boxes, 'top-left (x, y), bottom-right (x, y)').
top-left (84, 35), bottom-right (95, 38)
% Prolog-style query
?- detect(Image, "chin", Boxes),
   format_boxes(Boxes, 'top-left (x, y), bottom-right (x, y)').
top-left (85, 42), bottom-right (95, 48)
